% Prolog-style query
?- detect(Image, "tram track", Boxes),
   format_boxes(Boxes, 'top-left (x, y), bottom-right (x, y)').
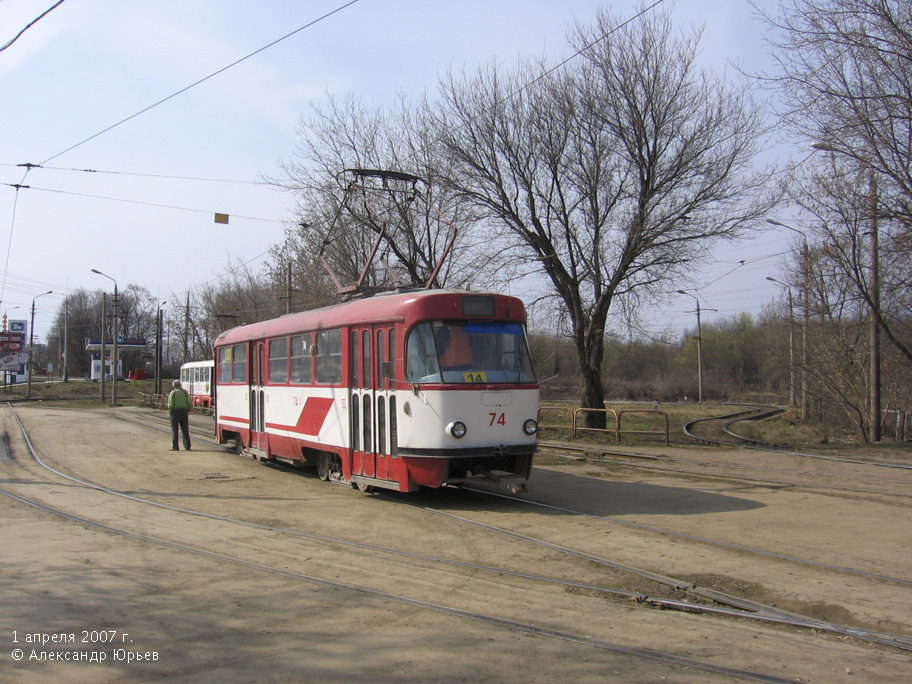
top-left (538, 439), bottom-right (912, 500)
top-left (7, 404), bottom-right (912, 659)
top-left (539, 402), bottom-right (912, 499)
top-left (685, 406), bottom-right (912, 470)
top-left (0, 404), bottom-right (826, 684)
top-left (124, 409), bottom-right (912, 589)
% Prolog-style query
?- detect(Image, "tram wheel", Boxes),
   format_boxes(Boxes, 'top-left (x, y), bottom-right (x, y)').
top-left (316, 453), bottom-right (330, 481)
top-left (355, 481), bottom-right (374, 493)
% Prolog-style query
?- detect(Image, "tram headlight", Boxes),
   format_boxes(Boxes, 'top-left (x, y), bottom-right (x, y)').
top-left (447, 421), bottom-right (467, 439)
top-left (523, 419), bottom-right (538, 436)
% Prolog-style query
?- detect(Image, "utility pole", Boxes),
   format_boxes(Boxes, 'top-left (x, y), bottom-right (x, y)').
top-left (184, 292), bottom-right (191, 364)
top-left (63, 295), bottom-right (68, 382)
top-left (155, 301), bottom-right (167, 396)
top-left (767, 219), bottom-right (810, 419)
top-left (869, 167), bottom-right (881, 442)
top-left (766, 277), bottom-right (797, 411)
top-left (92, 269), bottom-right (119, 406)
top-left (287, 262), bottom-right (292, 315)
top-left (26, 290), bottom-right (53, 400)
top-left (100, 294), bottom-right (106, 403)
top-left (677, 290), bottom-right (704, 403)
top-left (112, 282), bottom-right (119, 406)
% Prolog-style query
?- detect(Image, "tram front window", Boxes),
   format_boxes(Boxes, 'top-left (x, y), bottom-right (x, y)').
top-left (406, 321), bottom-right (535, 384)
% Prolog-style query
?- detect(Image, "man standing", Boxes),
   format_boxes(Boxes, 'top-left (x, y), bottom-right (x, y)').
top-left (168, 379), bottom-right (192, 451)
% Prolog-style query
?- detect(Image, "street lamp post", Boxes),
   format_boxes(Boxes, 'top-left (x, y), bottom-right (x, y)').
top-left (92, 269), bottom-right (119, 407)
top-left (766, 219), bottom-right (810, 419)
top-left (156, 301), bottom-right (167, 396)
top-left (677, 290), bottom-right (703, 403)
top-left (26, 290), bottom-right (53, 400)
top-left (2, 305), bottom-right (19, 331)
top-left (63, 295), bottom-right (69, 382)
top-left (766, 277), bottom-right (796, 410)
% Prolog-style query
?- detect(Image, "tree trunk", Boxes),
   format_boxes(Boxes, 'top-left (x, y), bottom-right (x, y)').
top-left (577, 318), bottom-right (607, 429)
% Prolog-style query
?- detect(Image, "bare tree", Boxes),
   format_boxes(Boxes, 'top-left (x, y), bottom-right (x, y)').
top-left (790, 157), bottom-right (912, 363)
top-left (48, 289), bottom-right (101, 378)
top-left (758, 0), bottom-right (912, 222)
top-left (433, 6), bottom-right (775, 423)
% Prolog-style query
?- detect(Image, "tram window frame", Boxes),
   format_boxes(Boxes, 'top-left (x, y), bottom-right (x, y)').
top-left (362, 329), bottom-right (371, 389)
top-left (268, 337), bottom-right (289, 384)
top-left (218, 348), bottom-right (232, 383)
top-left (389, 328), bottom-right (396, 386)
top-left (350, 330), bottom-right (359, 388)
top-left (315, 329), bottom-right (342, 385)
top-left (290, 333), bottom-right (313, 384)
top-left (377, 330), bottom-right (385, 386)
top-left (231, 344), bottom-right (247, 384)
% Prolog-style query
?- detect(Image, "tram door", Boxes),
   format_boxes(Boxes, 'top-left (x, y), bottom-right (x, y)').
top-left (350, 325), bottom-right (397, 482)
top-left (249, 341), bottom-right (267, 452)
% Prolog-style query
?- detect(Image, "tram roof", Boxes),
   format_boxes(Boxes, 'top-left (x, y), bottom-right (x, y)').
top-left (214, 288), bottom-right (527, 347)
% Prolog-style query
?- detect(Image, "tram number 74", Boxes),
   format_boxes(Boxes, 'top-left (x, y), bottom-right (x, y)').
top-left (489, 412), bottom-right (506, 427)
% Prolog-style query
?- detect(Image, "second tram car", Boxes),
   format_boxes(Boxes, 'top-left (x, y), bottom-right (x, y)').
top-left (214, 289), bottom-right (539, 492)
top-left (180, 360), bottom-right (214, 409)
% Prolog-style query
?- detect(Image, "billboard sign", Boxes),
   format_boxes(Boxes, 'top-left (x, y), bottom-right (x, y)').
top-left (0, 332), bottom-right (24, 371)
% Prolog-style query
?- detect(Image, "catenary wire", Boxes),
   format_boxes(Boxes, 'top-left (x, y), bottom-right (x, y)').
top-left (0, 0), bottom-right (67, 54)
top-left (38, 0), bottom-right (362, 166)
top-left (2, 183), bottom-right (283, 224)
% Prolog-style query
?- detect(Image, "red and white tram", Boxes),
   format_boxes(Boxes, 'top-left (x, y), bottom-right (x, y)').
top-left (180, 360), bottom-right (214, 410)
top-left (214, 289), bottom-right (539, 493)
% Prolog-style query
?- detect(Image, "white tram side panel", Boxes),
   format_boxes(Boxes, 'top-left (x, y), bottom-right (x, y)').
top-left (261, 385), bottom-right (349, 449)
top-left (215, 333), bottom-right (350, 457)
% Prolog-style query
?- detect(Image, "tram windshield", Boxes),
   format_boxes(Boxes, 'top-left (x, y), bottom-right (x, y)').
top-left (406, 320), bottom-right (536, 384)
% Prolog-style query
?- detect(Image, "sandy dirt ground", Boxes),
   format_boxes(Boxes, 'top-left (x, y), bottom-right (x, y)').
top-left (1, 404), bottom-right (910, 683)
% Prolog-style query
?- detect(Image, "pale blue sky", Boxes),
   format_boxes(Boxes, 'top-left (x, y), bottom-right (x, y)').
top-left (0, 0), bottom-right (795, 341)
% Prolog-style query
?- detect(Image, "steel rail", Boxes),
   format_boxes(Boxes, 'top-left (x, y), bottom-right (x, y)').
top-left (685, 407), bottom-right (912, 470)
top-left (0, 416), bottom-right (805, 683)
top-left (537, 441), bottom-right (912, 498)
top-left (16, 405), bottom-right (912, 652)
top-left (400, 492), bottom-right (912, 653)
top-left (533, 444), bottom-right (912, 585)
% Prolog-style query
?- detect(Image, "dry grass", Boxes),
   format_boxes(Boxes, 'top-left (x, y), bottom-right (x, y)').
top-left (1, 377), bottom-right (162, 408)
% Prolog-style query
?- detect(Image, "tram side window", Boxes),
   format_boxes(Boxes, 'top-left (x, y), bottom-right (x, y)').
top-left (315, 329), bottom-right (342, 384)
top-left (218, 348), bottom-right (232, 383)
top-left (268, 337), bottom-right (288, 384)
top-left (231, 344), bottom-right (247, 383)
top-left (290, 334), bottom-right (312, 384)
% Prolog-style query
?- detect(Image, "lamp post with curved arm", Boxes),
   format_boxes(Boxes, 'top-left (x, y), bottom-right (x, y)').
top-left (3, 305), bottom-right (19, 331)
top-left (156, 301), bottom-right (167, 396)
top-left (766, 276), bottom-right (796, 410)
top-left (677, 290), bottom-right (703, 403)
top-left (92, 269), bottom-right (119, 407)
top-left (766, 219), bottom-right (810, 419)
